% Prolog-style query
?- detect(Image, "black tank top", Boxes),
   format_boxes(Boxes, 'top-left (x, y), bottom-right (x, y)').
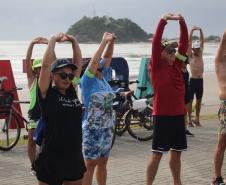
top-left (38, 85), bottom-right (83, 153)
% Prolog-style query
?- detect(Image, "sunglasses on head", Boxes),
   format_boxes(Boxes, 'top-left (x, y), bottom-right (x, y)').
top-left (55, 72), bottom-right (75, 80)
top-left (166, 48), bottom-right (176, 54)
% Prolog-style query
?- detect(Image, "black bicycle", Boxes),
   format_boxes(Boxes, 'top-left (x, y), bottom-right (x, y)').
top-left (0, 77), bottom-right (29, 151)
top-left (109, 80), bottom-right (154, 147)
top-left (125, 86), bottom-right (154, 141)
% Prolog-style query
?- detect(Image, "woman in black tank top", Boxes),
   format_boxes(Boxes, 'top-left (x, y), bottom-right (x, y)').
top-left (34, 33), bottom-right (86, 185)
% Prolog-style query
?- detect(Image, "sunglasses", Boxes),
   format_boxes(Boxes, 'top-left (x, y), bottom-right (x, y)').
top-left (55, 72), bottom-right (75, 80)
top-left (166, 48), bottom-right (176, 54)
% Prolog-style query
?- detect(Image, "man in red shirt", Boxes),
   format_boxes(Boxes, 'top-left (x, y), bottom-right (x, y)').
top-left (147, 13), bottom-right (188, 185)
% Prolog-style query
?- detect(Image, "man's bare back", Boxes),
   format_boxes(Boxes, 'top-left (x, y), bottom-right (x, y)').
top-left (215, 30), bottom-right (226, 99)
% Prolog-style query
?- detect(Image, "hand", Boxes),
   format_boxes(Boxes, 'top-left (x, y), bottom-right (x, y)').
top-left (178, 14), bottom-right (185, 21)
top-left (61, 34), bottom-right (77, 43)
top-left (32, 37), bottom-right (48, 44)
top-left (192, 26), bottom-right (201, 31)
top-left (161, 13), bottom-right (182, 21)
top-left (102, 32), bottom-right (115, 42)
top-left (223, 28), bottom-right (226, 38)
top-left (50, 32), bottom-right (66, 42)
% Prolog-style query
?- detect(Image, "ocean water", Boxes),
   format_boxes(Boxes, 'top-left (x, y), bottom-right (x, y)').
top-left (0, 41), bottom-right (218, 88)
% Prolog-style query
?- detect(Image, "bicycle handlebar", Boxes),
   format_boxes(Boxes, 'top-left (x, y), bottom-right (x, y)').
top-left (0, 87), bottom-right (23, 93)
top-left (129, 80), bottom-right (139, 84)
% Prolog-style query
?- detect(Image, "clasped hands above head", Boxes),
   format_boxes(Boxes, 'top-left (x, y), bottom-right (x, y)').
top-left (161, 13), bottom-right (184, 21)
top-left (50, 32), bottom-right (78, 43)
top-left (32, 37), bottom-right (49, 45)
top-left (102, 32), bottom-right (117, 42)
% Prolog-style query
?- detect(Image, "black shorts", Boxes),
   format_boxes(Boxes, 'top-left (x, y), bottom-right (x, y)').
top-left (152, 115), bottom-right (187, 153)
top-left (189, 78), bottom-right (203, 100)
top-left (35, 151), bottom-right (86, 185)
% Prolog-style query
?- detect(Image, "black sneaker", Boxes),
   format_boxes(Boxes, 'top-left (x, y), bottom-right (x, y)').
top-left (212, 176), bottom-right (225, 185)
top-left (185, 129), bottom-right (194, 136)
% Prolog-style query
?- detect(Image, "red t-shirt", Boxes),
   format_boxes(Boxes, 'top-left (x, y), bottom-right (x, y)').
top-left (149, 19), bottom-right (188, 116)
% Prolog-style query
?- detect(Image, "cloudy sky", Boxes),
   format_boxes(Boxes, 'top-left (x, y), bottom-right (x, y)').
top-left (0, 0), bottom-right (225, 40)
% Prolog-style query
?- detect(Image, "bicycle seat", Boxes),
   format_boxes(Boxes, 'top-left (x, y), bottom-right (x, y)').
top-left (137, 86), bottom-right (147, 92)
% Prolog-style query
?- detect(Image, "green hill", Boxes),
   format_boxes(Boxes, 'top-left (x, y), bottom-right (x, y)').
top-left (67, 16), bottom-right (151, 43)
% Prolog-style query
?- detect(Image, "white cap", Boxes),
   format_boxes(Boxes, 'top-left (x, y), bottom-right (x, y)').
top-left (192, 40), bottom-right (201, 49)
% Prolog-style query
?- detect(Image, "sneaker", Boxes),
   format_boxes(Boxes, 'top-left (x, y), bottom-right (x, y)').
top-left (30, 167), bottom-right (36, 176)
top-left (185, 129), bottom-right (194, 136)
top-left (188, 122), bottom-right (194, 127)
top-left (212, 176), bottom-right (225, 185)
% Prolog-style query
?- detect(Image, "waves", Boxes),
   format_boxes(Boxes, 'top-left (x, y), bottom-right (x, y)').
top-left (0, 41), bottom-right (219, 87)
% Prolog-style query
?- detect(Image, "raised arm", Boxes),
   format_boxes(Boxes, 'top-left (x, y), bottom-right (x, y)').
top-left (39, 33), bottom-right (64, 98)
top-left (88, 32), bottom-right (115, 74)
top-left (63, 35), bottom-right (82, 78)
top-left (177, 15), bottom-right (188, 55)
top-left (187, 27), bottom-right (195, 57)
top-left (26, 37), bottom-right (48, 88)
top-left (151, 16), bottom-right (167, 68)
top-left (103, 34), bottom-right (116, 69)
top-left (151, 13), bottom-right (183, 68)
top-left (198, 27), bottom-right (204, 49)
top-left (215, 29), bottom-right (226, 65)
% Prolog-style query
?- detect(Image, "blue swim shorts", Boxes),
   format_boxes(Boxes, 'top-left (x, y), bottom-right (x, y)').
top-left (82, 127), bottom-right (113, 160)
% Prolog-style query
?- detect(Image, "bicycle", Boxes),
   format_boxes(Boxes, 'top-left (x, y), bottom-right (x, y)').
top-left (109, 80), bottom-right (138, 136)
top-left (109, 80), bottom-right (153, 147)
top-left (125, 86), bottom-right (154, 141)
top-left (0, 77), bottom-right (29, 151)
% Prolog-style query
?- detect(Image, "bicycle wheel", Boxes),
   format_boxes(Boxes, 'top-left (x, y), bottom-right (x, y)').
top-left (125, 107), bottom-right (153, 141)
top-left (114, 113), bottom-right (127, 136)
top-left (0, 111), bottom-right (21, 151)
top-left (111, 126), bottom-right (116, 149)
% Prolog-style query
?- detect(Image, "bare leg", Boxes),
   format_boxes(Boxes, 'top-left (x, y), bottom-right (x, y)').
top-left (169, 150), bottom-right (182, 185)
top-left (96, 157), bottom-right (109, 185)
top-left (82, 159), bottom-right (98, 185)
top-left (27, 129), bottom-right (36, 167)
top-left (64, 179), bottom-right (83, 185)
top-left (188, 100), bottom-right (193, 124)
top-left (195, 99), bottom-right (202, 123)
top-left (38, 181), bottom-right (48, 185)
top-left (214, 134), bottom-right (226, 178)
top-left (146, 152), bottom-right (162, 185)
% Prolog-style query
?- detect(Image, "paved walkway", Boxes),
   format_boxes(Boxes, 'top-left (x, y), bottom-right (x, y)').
top-left (0, 119), bottom-right (225, 185)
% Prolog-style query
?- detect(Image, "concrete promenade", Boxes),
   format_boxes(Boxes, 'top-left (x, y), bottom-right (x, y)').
top-left (0, 118), bottom-right (225, 185)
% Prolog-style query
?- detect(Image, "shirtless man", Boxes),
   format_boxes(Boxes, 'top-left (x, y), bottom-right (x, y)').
top-left (211, 29), bottom-right (226, 185)
top-left (187, 26), bottom-right (204, 126)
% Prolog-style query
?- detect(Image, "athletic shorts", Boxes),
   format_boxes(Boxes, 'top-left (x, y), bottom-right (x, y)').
top-left (152, 115), bottom-right (187, 153)
top-left (218, 100), bottom-right (226, 135)
top-left (83, 127), bottom-right (113, 160)
top-left (27, 119), bottom-right (38, 130)
top-left (189, 78), bottom-right (203, 100)
top-left (34, 151), bottom-right (86, 185)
